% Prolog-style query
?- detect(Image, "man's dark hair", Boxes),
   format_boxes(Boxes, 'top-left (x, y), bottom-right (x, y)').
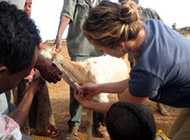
top-left (106, 102), bottom-right (156, 140)
top-left (0, 1), bottom-right (41, 73)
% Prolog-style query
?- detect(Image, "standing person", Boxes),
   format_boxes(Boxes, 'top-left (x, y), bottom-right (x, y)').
top-left (55, 0), bottom-right (104, 138)
top-left (75, 1), bottom-right (190, 140)
top-left (14, 0), bottom-right (59, 137)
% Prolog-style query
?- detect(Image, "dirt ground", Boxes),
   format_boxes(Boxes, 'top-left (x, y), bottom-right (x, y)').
top-left (32, 40), bottom-right (181, 140)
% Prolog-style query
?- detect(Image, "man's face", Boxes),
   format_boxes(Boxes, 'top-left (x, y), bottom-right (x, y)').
top-left (24, 0), bottom-right (32, 16)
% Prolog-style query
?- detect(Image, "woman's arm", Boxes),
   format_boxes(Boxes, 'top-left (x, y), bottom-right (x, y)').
top-left (80, 79), bottom-right (130, 98)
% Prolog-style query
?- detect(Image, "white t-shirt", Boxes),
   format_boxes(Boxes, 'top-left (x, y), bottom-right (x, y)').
top-left (0, 115), bottom-right (22, 140)
top-left (0, 93), bottom-right (22, 140)
top-left (0, 93), bottom-right (9, 115)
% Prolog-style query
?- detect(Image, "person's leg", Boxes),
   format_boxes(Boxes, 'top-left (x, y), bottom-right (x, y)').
top-left (29, 73), bottom-right (59, 138)
top-left (16, 72), bottom-right (59, 138)
top-left (169, 108), bottom-right (190, 140)
top-left (68, 86), bottom-right (82, 129)
top-left (33, 75), bottom-right (52, 131)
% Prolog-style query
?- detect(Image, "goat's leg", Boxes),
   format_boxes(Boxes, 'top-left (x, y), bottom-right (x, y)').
top-left (157, 103), bottom-right (169, 116)
top-left (86, 110), bottom-right (93, 140)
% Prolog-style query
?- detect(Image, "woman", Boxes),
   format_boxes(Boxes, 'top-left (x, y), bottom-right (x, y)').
top-left (75, 1), bottom-right (190, 140)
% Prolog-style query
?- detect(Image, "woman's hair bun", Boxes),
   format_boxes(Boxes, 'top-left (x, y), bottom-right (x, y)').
top-left (118, 0), bottom-right (140, 24)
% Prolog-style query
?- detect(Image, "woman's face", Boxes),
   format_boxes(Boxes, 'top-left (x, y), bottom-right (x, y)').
top-left (97, 45), bottom-right (125, 57)
top-left (88, 38), bottom-right (127, 57)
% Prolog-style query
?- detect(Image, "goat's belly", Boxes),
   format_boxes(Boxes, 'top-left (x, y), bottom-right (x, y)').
top-left (84, 55), bottom-right (130, 102)
top-left (85, 55), bottom-right (129, 82)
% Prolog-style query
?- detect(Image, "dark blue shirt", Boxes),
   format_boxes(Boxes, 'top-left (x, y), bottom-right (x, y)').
top-left (129, 20), bottom-right (190, 107)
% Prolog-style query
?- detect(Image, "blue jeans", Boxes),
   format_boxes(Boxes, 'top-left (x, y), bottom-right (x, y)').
top-left (68, 86), bottom-right (82, 127)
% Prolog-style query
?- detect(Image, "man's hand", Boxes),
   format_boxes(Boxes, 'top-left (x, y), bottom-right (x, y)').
top-left (35, 54), bottom-right (62, 83)
top-left (54, 39), bottom-right (62, 53)
top-left (26, 72), bottom-right (45, 94)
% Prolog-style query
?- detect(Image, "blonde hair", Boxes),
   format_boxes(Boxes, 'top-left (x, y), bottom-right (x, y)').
top-left (83, 0), bottom-right (143, 49)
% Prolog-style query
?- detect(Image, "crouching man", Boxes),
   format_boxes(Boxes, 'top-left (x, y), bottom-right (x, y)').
top-left (0, 1), bottom-right (61, 139)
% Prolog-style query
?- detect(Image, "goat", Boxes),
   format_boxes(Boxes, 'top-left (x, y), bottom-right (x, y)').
top-left (41, 41), bottom-right (169, 139)
top-left (40, 44), bottom-right (130, 139)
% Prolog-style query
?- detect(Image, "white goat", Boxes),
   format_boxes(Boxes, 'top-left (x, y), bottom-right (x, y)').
top-left (40, 45), bottom-right (130, 139)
